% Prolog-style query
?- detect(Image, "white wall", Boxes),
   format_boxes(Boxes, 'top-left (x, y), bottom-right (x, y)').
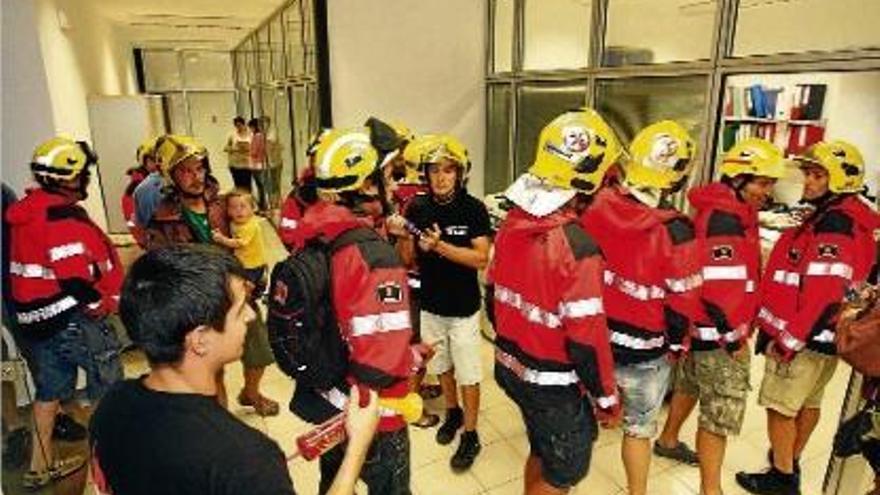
top-left (1, 0), bottom-right (56, 195)
top-left (1, 0), bottom-right (137, 229)
top-left (327, 0), bottom-right (487, 196)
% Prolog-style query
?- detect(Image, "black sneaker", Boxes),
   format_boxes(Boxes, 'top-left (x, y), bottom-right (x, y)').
top-left (736, 467), bottom-right (800, 495)
top-left (436, 407), bottom-right (463, 445)
top-left (653, 440), bottom-right (699, 466)
top-left (53, 413), bottom-right (87, 442)
top-left (450, 431), bottom-right (481, 472)
top-left (3, 428), bottom-right (31, 469)
top-left (766, 449), bottom-right (801, 475)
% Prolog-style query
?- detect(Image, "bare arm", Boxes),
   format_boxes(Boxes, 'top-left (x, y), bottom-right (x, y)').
top-left (325, 387), bottom-right (379, 495)
top-left (211, 230), bottom-right (245, 249)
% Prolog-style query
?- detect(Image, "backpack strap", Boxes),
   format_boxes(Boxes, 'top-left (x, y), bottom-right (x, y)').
top-left (329, 227), bottom-right (401, 269)
top-left (329, 227), bottom-right (381, 253)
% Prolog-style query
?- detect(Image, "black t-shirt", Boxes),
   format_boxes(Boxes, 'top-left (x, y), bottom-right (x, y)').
top-left (90, 378), bottom-right (296, 495)
top-left (405, 192), bottom-right (491, 317)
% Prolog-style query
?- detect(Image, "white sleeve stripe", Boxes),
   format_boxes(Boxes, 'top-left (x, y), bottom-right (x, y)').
top-left (49, 242), bottom-right (85, 262)
top-left (350, 310), bottom-right (411, 337)
top-left (702, 265), bottom-right (748, 281)
top-left (805, 261), bottom-right (853, 280)
top-left (559, 298), bottom-right (604, 319)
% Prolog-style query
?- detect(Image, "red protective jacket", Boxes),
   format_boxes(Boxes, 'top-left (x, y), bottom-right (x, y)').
top-left (581, 186), bottom-right (701, 364)
top-left (300, 201), bottom-right (416, 431)
top-left (122, 166), bottom-right (149, 248)
top-left (7, 188), bottom-right (123, 338)
top-left (757, 194), bottom-right (880, 358)
top-left (688, 183), bottom-right (762, 351)
top-left (278, 192), bottom-right (308, 251)
top-left (488, 207), bottom-right (619, 414)
top-left (393, 184), bottom-right (427, 214)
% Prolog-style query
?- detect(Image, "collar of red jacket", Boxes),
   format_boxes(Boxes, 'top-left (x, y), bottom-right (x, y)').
top-left (5, 188), bottom-right (76, 225)
top-left (688, 182), bottom-right (756, 227)
top-left (300, 200), bottom-right (372, 242)
top-left (502, 206), bottom-right (578, 238)
top-left (828, 194), bottom-right (880, 231)
top-left (586, 185), bottom-right (680, 233)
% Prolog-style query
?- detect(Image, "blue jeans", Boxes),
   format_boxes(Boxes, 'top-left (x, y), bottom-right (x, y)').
top-left (26, 312), bottom-right (123, 402)
top-left (615, 355), bottom-right (671, 438)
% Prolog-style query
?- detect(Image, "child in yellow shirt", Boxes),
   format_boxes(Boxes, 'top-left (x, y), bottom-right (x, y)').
top-left (212, 191), bottom-right (278, 416)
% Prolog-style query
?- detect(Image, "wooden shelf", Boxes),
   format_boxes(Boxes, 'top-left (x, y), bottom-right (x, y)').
top-left (723, 116), bottom-right (825, 125)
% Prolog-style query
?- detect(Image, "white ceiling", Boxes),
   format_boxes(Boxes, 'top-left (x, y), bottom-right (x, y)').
top-left (89, 0), bottom-right (288, 49)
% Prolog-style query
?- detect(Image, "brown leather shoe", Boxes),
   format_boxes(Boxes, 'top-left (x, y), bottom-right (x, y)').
top-left (238, 393), bottom-right (280, 417)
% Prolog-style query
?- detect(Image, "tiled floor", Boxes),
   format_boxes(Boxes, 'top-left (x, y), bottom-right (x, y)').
top-left (4, 218), bottom-right (873, 495)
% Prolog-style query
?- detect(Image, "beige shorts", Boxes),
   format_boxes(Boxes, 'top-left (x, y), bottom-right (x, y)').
top-left (676, 347), bottom-right (751, 436)
top-left (421, 310), bottom-right (483, 386)
top-left (758, 350), bottom-right (838, 417)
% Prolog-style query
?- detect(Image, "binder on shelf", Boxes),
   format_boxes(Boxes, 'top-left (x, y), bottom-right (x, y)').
top-left (804, 84), bottom-right (827, 120)
top-left (764, 88), bottom-right (782, 119)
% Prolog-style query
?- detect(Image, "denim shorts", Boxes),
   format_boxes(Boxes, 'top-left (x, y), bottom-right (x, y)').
top-left (615, 355), bottom-right (671, 438)
top-left (496, 365), bottom-right (597, 489)
top-left (25, 312), bottom-right (123, 402)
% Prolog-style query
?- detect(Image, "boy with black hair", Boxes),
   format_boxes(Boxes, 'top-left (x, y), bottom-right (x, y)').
top-left (90, 245), bottom-right (381, 495)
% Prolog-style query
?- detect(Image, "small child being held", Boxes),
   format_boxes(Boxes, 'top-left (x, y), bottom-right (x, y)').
top-left (212, 190), bottom-right (279, 416)
top-left (213, 190), bottom-right (267, 290)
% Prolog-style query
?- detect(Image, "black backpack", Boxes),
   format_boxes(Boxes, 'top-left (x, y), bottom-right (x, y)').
top-left (267, 227), bottom-right (379, 390)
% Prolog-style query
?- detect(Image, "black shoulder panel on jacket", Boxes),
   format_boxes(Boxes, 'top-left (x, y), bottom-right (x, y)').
top-left (562, 222), bottom-right (601, 260)
top-left (332, 227), bottom-right (402, 270)
top-left (814, 210), bottom-right (854, 237)
top-left (664, 217), bottom-right (696, 245)
top-left (706, 210), bottom-right (745, 238)
top-left (47, 204), bottom-right (90, 223)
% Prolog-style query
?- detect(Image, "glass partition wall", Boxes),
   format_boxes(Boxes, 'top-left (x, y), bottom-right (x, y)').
top-left (231, 0), bottom-right (321, 207)
top-left (486, 0), bottom-right (880, 195)
top-left (141, 49), bottom-right (238, 192)
top-left (487, 2), bottom-right (880, 494)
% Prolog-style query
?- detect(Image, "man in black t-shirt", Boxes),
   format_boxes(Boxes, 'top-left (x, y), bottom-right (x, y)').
top-left (89, 245), bottom-right (380, 495)
top-left (394, 135), bottom-right (491, 472)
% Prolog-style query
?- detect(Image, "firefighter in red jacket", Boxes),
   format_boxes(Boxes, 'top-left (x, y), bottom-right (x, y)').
top-left (655, 139), bottom-right (788, 495)
top-left (737, 140), bottom-right (880, 495)
top-left (121, 136), bottom-right (159, 248)
top-left (294, 127), bottom-right (419, 495)
top-left (279, 130), bottom-right (326, 252)
top-left (7, 137), bottom-right (124, 489)
top-left (581, 120), bottom-right (701, 495)
top-left (489, 109), bottom-right (621, 494)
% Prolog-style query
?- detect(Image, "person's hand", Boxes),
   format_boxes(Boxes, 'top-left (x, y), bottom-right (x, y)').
top-left (211, 229), bottom-right (224, 243)
top-left (596, 404), bottom-right (622, 429)
top-left (386, 214), bottom-right (409, 238)
top-left (766, 339), bottom-right (795, 363)
top-left (417, 223), bottom-right (442, 252)
top-left (84, 302), bottom-right (108, 320)
top-left (410, 343), bottom-right (436, 370)
top-left (345, 386), bottom-right (380, 453)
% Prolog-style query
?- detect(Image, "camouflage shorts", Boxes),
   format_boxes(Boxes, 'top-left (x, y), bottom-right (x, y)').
top-left (676, 347), bottom-right (751, 436)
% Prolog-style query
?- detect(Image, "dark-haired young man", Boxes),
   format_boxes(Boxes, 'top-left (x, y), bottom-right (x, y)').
top-left (89, 245), bottom-right (381, 495)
